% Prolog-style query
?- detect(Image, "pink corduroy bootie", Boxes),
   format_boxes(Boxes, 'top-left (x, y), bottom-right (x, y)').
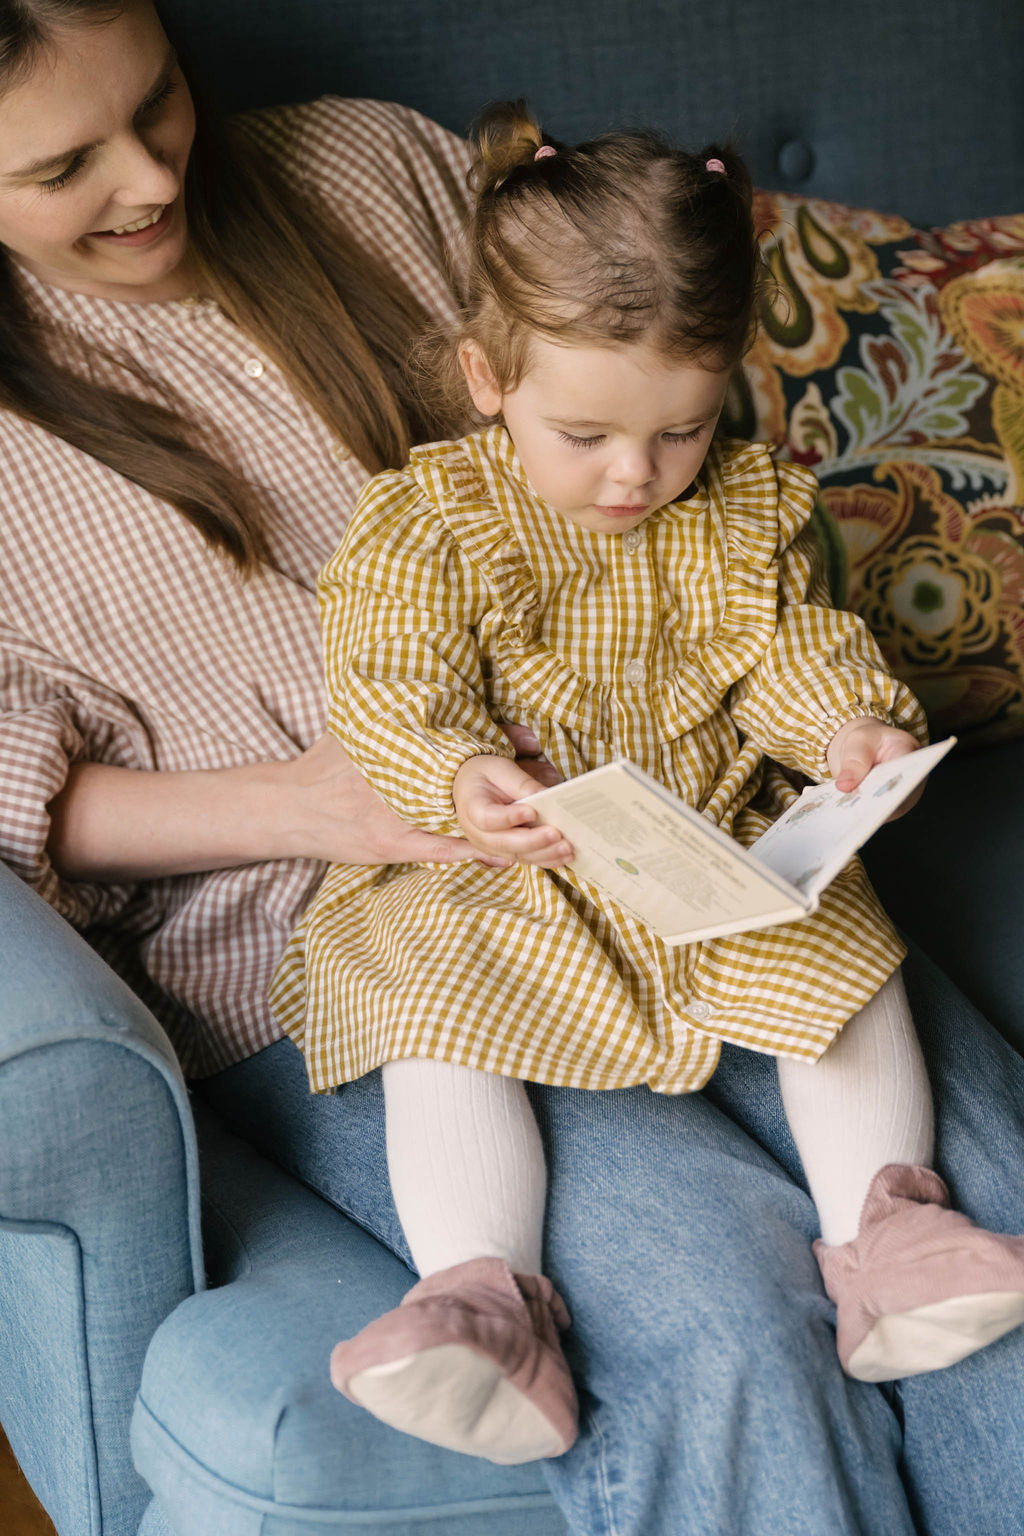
top-left (815, 1163), bottom-right (1024, 1382)
top-left (329, 1256), bottom-right (578, 1463)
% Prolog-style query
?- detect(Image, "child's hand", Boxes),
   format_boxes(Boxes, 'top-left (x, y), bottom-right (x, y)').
top-left (825, 718), bottom-right (923, 820)
top-left (453, 755), bottom-right (574, 867)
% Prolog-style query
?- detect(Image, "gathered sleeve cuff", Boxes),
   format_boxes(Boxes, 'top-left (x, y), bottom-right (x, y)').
top-left (319, 471), bottom-right (512, 835)
top-left (727, 463), bottom-right (928, 779)
top-left (0, 659), bottom-right (138, 926)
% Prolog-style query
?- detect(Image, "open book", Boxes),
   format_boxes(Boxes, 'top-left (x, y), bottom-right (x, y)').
top-left (524, 738), bottom-right (955, 945)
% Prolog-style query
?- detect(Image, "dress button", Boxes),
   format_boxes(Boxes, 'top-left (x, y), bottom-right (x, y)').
top-left (622, 528), bottom-right (645, 554)
top-left (689, 1000), bottom-right (713, 1021)
top-left (331, 443), bottom-right (351, 462)
top-left (180, 294), bottom-right (200, 307)
top-left (624, 659), bottom-right (646, 684)
top-left (244, 358), bottom-right (265, 378)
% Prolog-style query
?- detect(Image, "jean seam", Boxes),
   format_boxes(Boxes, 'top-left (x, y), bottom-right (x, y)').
top-left (589, 1403), bottom-right (620, 1536)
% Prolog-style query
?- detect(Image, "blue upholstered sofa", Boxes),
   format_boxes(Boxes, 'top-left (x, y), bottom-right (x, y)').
top-left (1, 3), bottom-right (1022, 1533)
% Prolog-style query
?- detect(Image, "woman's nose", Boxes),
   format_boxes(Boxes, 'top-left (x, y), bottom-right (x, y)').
top-left (109, 135), bottom-right (180, 210)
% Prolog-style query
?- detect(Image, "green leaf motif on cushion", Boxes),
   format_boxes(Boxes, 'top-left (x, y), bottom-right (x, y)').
top-left (832, 282), bottom-right (988, 462)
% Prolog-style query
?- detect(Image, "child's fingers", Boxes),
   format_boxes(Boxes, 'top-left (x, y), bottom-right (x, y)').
top-left (471, 822), bottom-right (574, 866)
top-left (468, 794), bottom-right (539, 832)
top-left (496, 825), bottom-right (575, 866)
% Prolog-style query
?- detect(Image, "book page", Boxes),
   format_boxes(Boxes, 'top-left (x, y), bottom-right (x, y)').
top-left (525, 763), bottom-right (810, 944)
top-left (751, 737), bottom-right (956, 895)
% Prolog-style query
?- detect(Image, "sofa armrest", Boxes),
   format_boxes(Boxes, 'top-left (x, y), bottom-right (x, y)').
top-left (0, 859), bottom-right (204, 1536)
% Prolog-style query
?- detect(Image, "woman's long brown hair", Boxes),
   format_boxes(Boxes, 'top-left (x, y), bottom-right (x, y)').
top-left (0, 0), bottom-right (454, 570)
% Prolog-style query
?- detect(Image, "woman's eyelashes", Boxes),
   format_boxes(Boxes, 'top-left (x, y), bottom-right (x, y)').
top-left (40, 154), bottom-right (87, 193)
top-left (38, 76), bottom-right (179, 194)
top-left (556, 425), bottom-right (707, 451)
top-left (137, 74), bottom-right (179, 123)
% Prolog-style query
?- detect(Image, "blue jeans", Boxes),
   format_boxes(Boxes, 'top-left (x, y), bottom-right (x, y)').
top-left (198, 941), bottom-right (1024, 1536)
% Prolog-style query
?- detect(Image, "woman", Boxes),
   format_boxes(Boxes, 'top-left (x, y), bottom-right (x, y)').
top-left (1, 2), bottom-right (1023, 1532)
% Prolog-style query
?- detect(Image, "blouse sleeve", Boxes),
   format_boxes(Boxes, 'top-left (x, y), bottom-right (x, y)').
top-left (0, 653), bottom-right (137, 926)
top-left (319, 471), bottom-right (513, 833)
top-left (727, 460), bottom-right (928, 779)
top-left (237, 96), bottom-right (472, 317)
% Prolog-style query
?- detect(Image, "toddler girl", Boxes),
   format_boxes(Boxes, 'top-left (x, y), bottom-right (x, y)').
top-left (270, 104), bottom-right (1024, 1465)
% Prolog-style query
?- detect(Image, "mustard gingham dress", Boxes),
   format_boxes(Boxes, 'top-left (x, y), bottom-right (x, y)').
top-left (270, 429), bottom-right (925, 1095)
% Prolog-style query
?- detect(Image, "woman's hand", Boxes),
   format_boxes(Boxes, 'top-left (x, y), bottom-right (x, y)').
top-left (452, 754), bottom-right (574, 867)
top-left (47, 728), bottom-right (565, 882)
top-left (825, 718), bottom-right (923, 820)
top-left (48, 736), bottom-right (479, 881)
top-left (277, 733), bottom-right (480, 866)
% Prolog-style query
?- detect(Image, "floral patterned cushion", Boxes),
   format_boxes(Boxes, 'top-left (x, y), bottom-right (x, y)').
top-left (725, 195), bottom-right (1024, 747)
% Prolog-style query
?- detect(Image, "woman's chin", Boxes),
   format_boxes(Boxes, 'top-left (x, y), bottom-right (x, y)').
top-left (58, 217), bottom-right (192, 301)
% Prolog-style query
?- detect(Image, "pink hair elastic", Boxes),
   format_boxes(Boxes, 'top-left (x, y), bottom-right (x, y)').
top-left (705, 157), bottom-right (726, 174)
top-left (534, 145), bottom-right (557, 161)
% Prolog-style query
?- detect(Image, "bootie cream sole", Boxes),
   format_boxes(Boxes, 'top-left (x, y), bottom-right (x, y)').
top-left (349, 1342), bottom-right (567, 1462)
top-left (848, 1289), bottom-right (1024, 1382)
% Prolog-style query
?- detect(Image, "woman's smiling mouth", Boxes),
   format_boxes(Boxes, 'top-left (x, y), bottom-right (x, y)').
top-left (91, 202), bottom-right (174, 244)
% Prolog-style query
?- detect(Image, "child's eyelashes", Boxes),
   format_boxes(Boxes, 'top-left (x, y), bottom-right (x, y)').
top-left (556, 426), bottom-right (708, 451)
top-left (558, 431), bottom-right (604, 450)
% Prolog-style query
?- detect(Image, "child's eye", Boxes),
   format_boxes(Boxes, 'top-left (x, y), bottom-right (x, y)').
top-left (663, 425), bottom-right (708, 444)
top-left (39, 153), bottom-right (87, 192)
top-left (558, 431), bottom-right (604, 450)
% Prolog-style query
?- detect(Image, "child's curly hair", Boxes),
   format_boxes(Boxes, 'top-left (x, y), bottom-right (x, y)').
top-left (425, 100), bottom-right (762, 422)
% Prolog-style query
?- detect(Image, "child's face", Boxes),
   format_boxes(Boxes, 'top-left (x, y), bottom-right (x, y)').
top-left (462, 337), bottom-right (731, 534)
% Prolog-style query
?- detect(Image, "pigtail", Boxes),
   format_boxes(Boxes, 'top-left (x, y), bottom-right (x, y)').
top-left (469, 100), bottom-right (553, 194)
top-left (696, 143), bottom-right (753, 209)
top-left (690, 143), bottom-right (762, 354)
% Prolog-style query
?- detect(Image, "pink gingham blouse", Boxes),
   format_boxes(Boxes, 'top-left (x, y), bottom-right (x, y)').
top-left (0, 96), bottom-right (472, 1076)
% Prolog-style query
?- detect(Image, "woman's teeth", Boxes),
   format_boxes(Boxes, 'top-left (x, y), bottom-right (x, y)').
top-left (108, 206), bottom-right (165, 235)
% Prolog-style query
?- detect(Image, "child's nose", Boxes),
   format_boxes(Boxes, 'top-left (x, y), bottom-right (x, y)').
top-left (609, 445), bottom-right (656, 487)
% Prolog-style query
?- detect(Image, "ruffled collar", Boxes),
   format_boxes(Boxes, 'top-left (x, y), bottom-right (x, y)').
top-left (406, 427), bottom-right (797, 746)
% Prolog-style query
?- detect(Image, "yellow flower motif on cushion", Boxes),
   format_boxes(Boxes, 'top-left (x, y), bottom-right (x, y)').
top-left (851, 463), bottom-right (1023, 675)
top-left (819, 482), bottom-right (906, 609)
top-left (939, 264), bottom-right (1024, 498)
top-left (940, 263), bottom-right (1024, 391)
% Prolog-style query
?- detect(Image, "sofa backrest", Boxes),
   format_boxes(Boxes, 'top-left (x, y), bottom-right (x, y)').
top-left (163, 0), bottom-right (1023, 227)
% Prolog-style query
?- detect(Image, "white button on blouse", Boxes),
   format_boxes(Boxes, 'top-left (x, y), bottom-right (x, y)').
top-left (244, 358), bottom-right (265, 378)
top-left (624, 659), bottom-right (646, 684)
top-left (622, 528), bottom-right (645, 554)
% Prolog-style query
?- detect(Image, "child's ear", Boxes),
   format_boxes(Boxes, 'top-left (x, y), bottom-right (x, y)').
top-left (459, 340), bottom-right (504, 417)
